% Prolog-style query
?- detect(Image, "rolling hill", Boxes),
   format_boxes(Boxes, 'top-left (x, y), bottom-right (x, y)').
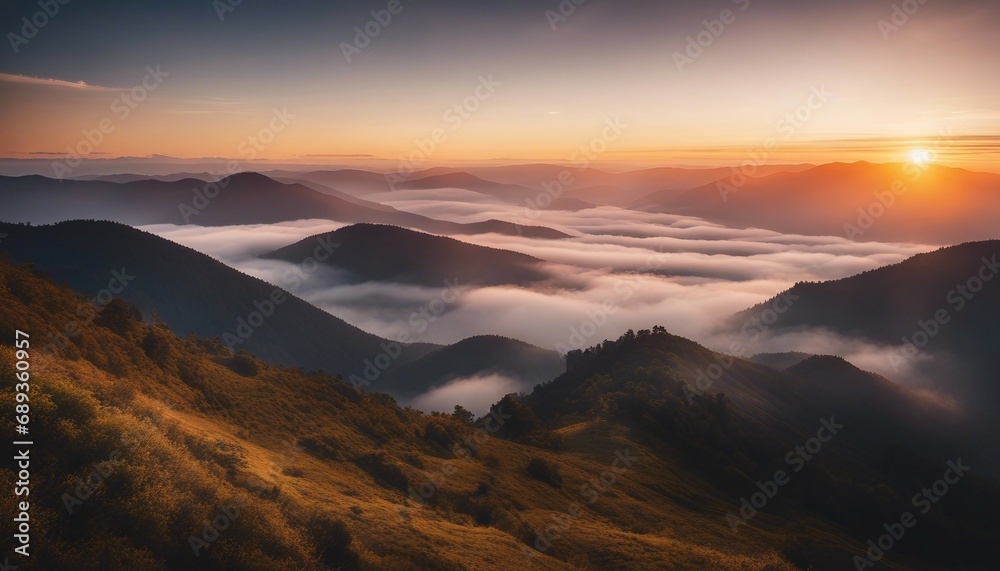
top-left (381, 335), bottom-right (565, 398)
top-left (263, 224), bottom-right (553, 287)
top-left (732, 240), bottom-right (1000, 412)
top-left (782, 355), bottom-right (975, 460)
top-left (0, 220), bottom-right (402, 377)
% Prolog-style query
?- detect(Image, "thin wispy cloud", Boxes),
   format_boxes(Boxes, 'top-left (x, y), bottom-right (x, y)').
top-left (21, 151), bottom-right (112, 156)
top-left (0, 72), bottom-right (121, 91)
top-left (298, 154), bottom-right (376, 158)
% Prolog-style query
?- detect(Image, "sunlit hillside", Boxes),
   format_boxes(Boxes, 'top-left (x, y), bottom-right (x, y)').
top-left (3, 256), bottom-right (997, 570)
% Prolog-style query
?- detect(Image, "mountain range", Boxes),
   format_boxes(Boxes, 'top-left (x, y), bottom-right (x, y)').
top-left (0, 172), bottom-right (568, 239)
top-left (269, 163), bottom-right (814, 207)
top-left (634, 162), bottom-right (1000, 244)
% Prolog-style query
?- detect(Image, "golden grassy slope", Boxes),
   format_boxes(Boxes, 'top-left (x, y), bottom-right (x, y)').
top-left (0, 259), bottom-right (924, 570)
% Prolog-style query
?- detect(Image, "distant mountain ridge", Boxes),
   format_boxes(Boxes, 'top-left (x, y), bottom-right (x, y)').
top-left (0, 172), bottom-right (569, 239)
top-left (396, 172), bottom-right (539, 203)
top-left (633, 162), bottom-right (1000, 243)
top-left (268, 163), bottom-right (814, 207)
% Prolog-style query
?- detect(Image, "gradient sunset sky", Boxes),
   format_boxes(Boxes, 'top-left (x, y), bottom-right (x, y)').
top-left (1, 0), bottom-right (999, 170)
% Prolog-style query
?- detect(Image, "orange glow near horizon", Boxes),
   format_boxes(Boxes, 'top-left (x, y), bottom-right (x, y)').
top-left (2, 0), bottom-right (999, 175)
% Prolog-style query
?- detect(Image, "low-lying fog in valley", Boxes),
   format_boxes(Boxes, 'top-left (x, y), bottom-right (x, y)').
top-left (143, 185), bottom-right (939, 413)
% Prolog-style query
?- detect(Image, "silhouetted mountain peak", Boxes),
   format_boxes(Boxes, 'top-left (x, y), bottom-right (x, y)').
top-left (264, 224), bottom-right (550, 287)
top-left (789, 354), bottom-right (855, 371)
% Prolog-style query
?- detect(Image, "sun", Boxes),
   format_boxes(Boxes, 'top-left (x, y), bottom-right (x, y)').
top-left (909, 149), bottom-right (933, 165)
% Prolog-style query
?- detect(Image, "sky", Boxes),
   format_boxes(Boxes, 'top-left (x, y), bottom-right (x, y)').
top-left (2, 0), bottom-right (999, 169)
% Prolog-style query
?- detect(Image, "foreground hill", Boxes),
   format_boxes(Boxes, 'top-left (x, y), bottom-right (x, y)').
top-left (522, 330), bottom-right (999, 568)
top-left (634, 162), bottom-right (1000, 243)
top-left (0, 173), bottom-right (567, 239)
top-left (733, 240), bottom-right (1000, 413)
top-left (264, 224), bottom-right (552, 287)
top-left (3, 259), bottom-right (996, 569)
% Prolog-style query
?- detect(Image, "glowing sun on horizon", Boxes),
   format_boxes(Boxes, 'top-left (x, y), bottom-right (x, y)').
top-left (909, 149), bottom-right (933, 165)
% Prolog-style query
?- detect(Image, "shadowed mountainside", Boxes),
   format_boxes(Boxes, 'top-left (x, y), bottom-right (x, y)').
top-left (382, 335), bottom-right (565, 399)
top-left (732, 240), bottom-right (1000, 414)
top-left (263, 223), bottom-right (552, 287)
top-left (0, 221), bottom-right (556, 399)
